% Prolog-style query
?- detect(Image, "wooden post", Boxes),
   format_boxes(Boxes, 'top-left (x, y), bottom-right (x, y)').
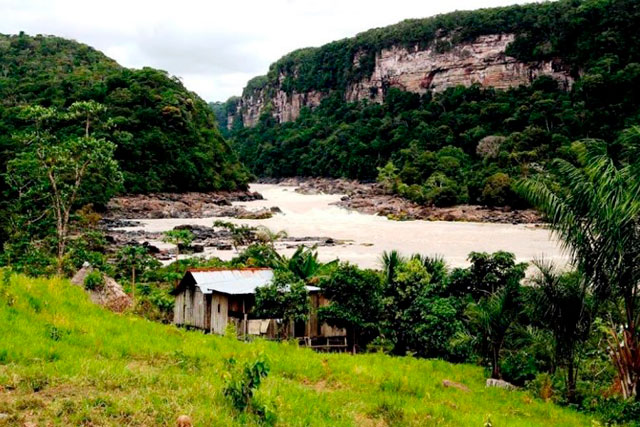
top-left (242, 297), bottom-right (247, 341)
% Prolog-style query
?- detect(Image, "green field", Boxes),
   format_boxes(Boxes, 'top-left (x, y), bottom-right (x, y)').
top-left (0, 273), bottom-right (592, 426)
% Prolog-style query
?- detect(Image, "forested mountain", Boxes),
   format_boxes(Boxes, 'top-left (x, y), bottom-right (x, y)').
top-left (225, 0), bottom-right (640, 207)
top-left (0, 32), bottom-right (250, 194)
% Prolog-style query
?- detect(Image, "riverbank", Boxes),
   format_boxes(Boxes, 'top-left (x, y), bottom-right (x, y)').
top-left (262, 177), bottom-right (542, 224)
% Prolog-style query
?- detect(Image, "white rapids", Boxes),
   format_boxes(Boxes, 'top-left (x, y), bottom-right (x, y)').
top-left (116, 183), bottom-right (568, 270)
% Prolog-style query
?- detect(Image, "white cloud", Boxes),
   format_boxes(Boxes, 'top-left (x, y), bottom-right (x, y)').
top-left (0, 0), bottom-right (543, 101)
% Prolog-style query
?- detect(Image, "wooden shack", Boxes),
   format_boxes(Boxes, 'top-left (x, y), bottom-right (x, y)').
top-left (172, 268), bottom-right (344, 343)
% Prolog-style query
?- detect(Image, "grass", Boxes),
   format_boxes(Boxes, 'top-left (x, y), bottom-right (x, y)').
top-left (0, 273), bottom-right (594, 426)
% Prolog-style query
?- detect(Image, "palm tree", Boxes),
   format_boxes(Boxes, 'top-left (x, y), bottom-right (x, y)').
top-left (255, 226), bottom-right (288, 248)
top-left (287, 245), bottom-right (337, 282)
top-left (518, 128), bottom-right (640, 399)
top-left (411, 253), bottom-right (448, 286)
top-left (466, 279), bottom-right (522, 379)
top-left (529, 260), bottom-right (593, 402)
top-left (380, 250), bottom-right (405, 286)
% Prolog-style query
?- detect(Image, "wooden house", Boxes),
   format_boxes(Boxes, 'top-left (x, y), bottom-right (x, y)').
top-left (172, 268), bottom-right (344, 342)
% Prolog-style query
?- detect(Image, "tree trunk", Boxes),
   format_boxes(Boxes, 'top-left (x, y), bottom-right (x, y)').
top-left (56, 225), bottom-right (65, 276)
top-left (567, 361), bottom-right (577, 403)
top-left (56, 239), bottom-right (64, 275)
top-left (352, 328), bottom-right (357, 355)
top-left (491, 346), bottom-right (501, 379)
top-left (131, 268), bottom-right (136, 300)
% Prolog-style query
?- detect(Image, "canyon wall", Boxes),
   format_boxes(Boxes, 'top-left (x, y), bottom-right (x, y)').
top-left (235, 33), bottom-right (573, 128)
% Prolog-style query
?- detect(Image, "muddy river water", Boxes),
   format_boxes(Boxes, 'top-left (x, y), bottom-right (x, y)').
top-left (119, 183), bottom-right (568, 270)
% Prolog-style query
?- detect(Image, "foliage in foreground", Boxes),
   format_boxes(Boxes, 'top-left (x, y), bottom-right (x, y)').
top-left (0, 272), bottom-right (592, 426)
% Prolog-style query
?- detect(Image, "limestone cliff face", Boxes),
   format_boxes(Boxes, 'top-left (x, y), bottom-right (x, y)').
top-left (234, 33), bottom-right (573, 128)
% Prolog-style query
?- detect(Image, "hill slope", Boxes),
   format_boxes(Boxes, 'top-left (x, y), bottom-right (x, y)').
top-left (0, 33), bottom-right (249, 194)
top-left (0, 273), bottom-right (591, 426)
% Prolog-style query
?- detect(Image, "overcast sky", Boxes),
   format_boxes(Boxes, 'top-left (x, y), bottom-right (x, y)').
top-left (1, 0), bottom-right (542, 102)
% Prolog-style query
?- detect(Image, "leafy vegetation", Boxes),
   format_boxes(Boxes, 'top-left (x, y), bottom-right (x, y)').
top-left (228, 0), bottom-right (640, 208)
top-left (6, 102), bottom-right (122, 273)
top-left (0, 32), bottom-right (249, 195)
top-left (518, 129), bottom-right (640, 401)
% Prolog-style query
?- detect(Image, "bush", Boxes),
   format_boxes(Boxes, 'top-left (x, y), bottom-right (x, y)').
top-left (588, 397), bottom-right (640, 426)
top-left (83, 270), bottom-right (104, 291)
top-left (223, 356), bottom-right (275, 424)
top-left (481, 173), bottom-right (515, 207)
top-left (500, 350), bottom-right (539, 386)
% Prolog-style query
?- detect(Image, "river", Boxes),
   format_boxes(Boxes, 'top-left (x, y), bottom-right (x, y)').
top-left (119, 183), bottom-right (568, 270)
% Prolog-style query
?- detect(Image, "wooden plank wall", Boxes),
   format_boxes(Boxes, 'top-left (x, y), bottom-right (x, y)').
top-left (173, 292), bottom-right (185, 325)
top-left (211, 293), bottom-right (229, 334)
top-left (192, 288), bottom-right (206, 329)
top-left (173, 286), bottom-right (208, 329)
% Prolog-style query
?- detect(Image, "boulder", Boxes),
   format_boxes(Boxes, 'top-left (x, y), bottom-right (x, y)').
top-left (71, 263), bottom-right (132, 313)
top-left (486, 378), bottom-right (516, 390)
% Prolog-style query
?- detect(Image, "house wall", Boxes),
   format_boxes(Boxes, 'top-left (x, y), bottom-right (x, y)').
top-left (173, 291), bottom-right (184, 325)
top-left (308, 293), bottom-right (346, 338)
top-left (174, 285), bottom-right (345, 339)
top-left (211, 293), bottom-right (229, 334)
top-left (173, 286), bottom-right (207, 329)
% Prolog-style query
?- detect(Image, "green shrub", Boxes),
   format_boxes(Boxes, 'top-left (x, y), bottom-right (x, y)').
top-left (223, 356), bottom-right (275, 424)
top-left (83, 270), bottom-right (104, 291)
top-left (588, 397), bottom-right (640, 426)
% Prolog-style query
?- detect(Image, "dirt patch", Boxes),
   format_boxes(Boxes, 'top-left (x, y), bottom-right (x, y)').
top-left (301, 377), bottom-right (343, 393)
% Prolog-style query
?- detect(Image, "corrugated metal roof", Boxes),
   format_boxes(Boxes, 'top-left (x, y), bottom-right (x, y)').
top-left (187, 268), bottom-right (319, 295)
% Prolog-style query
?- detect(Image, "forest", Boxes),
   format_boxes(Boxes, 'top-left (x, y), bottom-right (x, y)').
top-left (0, 32), bottom-right (250, 195)
top-left (226, 0), bottom-right (640, 207)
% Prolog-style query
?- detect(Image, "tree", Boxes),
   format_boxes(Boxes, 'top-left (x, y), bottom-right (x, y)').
top-left (528, 260), bottom-right (594, 402)
top-left (518, 130), bottom-right (640, 399)
top-left (382, 258), bottom-right (433, 355)
top-left (162, 229), bottom-right (195, 257)
top-left (6, 103), bottom-right (122, 274)
top-left (377, 161), bottom-right (400, 193)
top-left (116, 245), bottom-right (159, 299)
top-left (253, 270), bottom-right (310, 338)
top-left (449, 251), bottom-right (527, 299)
top-left (466, 278), bottom-right (523, 379)
top-left (481, 173), bottom-right (515, 207)
top-left (255, 226), bottom-right (288, 248)
top-left (319, 263), bottom-right (384, 353)
top-left (380, 250), bottom-right (405, 288)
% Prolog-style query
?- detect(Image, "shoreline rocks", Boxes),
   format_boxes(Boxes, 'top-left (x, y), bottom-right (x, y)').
top-left (105, 190), bottom-right (263, 219)
top-left (260, 177), bottom-right (542, 224)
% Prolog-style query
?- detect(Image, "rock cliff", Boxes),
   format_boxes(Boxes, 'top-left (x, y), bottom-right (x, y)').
top-left (234, 33), bottom-right (573, 128)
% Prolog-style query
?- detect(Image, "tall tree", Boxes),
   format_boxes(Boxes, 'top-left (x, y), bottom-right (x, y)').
top-left (518, 128), bottom-right (640, 399)
top-left (466, 278), bottom-right (523, 379)
top-left (6, 103), bottom-right (122, 274)
top-left (528, 260), bottom-right (594, 402)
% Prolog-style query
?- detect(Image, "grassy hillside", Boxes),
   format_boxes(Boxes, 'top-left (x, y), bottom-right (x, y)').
top-left (0, 273), bottom-right (592, 426)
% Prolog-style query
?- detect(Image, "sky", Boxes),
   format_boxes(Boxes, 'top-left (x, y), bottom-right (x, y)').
top-left (1, 0), bottom-right (542, 102)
